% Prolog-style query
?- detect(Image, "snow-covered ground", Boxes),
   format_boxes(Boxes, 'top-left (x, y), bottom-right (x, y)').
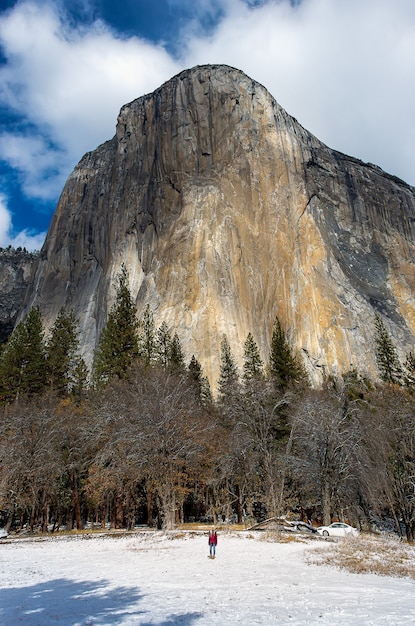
top-left (1, 530), bottom-right (414, 625)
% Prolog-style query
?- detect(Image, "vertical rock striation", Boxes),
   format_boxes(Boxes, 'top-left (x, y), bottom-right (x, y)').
top-left (0, 247), bottom-right (38, 343)
top-left (21, 65), bottom-right (415, 387)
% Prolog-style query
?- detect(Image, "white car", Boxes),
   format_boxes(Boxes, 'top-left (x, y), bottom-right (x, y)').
top-left (0, 527), bottom-right (8, 539)
top-left (316, 522), bottom-right (359, 538)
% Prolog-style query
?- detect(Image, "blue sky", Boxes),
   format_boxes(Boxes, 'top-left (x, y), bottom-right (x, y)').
top-left (0, 0), bottom-right (414, 250)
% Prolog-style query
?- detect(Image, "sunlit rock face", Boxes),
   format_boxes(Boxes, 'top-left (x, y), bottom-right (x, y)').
top-left (21, 65), bottom-right (415, 388)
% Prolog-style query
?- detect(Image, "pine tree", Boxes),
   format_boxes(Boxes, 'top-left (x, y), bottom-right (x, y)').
top-left (218, 334), bottom-right (239, 400)
top-left (243, 332), bottom-right (263, 382)
top-left (404, 351), bottom-right (415, 388)
top-left (21, 306), bottom-right (47, 395)
top-left (93, 265), bottom-right (139, 383)
top-left (46, 308), bottom-right (80, 395)
top-left (269, 316), bottom-right (306, 391)
top-left (189, 354), bottom-right (212, 403)
top-left (155, 323), bottom-right (186, 371)
top-left (0, 322), bottom-right (26, 402)
top-left (189, 354), bottom-right (203, 385)
top-left (170, 332), bottom-right (185, 370)
top-left (70, 356), bottom-right (89, 400)
top-left (155, 321), bottom-right (172, 367)
top-left (138, 304), bottom-right (156, 365)
top-left (374, 312), bottom-right (403, 385)
top-left (0, 306), bottom-right (47, 402)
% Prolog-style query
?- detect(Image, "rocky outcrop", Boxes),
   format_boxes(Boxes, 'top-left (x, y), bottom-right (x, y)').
top-left (0, 247), bottom-right (38, 343)
top-left (20, 65), bottom-right (415, 388)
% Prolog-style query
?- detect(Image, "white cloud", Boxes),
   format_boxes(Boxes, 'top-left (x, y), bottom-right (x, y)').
top-left (0, 132), bottom-right (68, 199)
top-left (182, 0), bottom-right (415, 184)
top-left (0, 193), bottom-right (45, 250)
top-left (0, 0), bottom-right (414, 213)
top-left (9, 228), bottom-right (46, 251)
top-left (0, 1), bottom-right (180, 198)
top-left (0, 193), bottom-right (12, 246)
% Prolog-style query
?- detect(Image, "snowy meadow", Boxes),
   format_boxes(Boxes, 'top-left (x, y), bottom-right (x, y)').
top-left (1, 530), bottom-right (415, 625)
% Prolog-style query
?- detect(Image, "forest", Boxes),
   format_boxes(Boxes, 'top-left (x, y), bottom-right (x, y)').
top-left (1, 267), bottom-right (415, 541)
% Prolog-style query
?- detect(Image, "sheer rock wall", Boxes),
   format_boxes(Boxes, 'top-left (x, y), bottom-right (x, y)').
top-left (21, 65), bottom-right (415, 387)
top-left (0, 247), bottom-right (38, 343)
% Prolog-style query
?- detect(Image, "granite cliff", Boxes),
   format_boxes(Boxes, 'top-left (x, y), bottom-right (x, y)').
top-left (0, 247), bottom-right (38, 344)
top-left (20, 65), bottom-right (415, 387)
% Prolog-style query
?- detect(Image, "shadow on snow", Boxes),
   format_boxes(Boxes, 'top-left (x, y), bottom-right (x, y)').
top-left (0, 577), bottom-right (202, 625)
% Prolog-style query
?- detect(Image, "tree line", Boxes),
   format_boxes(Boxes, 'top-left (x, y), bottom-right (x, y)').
top-left (0, 267), bottom-right (415, 540)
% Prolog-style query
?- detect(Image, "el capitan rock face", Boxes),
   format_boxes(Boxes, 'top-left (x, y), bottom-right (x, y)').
top-left (21, 65), bottom-right (415, 387)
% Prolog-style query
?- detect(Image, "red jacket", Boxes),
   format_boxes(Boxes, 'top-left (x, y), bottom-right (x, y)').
top-left (208, 531), bottom-right (217, 545)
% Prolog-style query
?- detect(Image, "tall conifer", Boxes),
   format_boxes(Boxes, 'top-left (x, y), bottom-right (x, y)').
top-left (189, 354), bottom-right (212, 403)
top-left (170, 332), bottom-right (185, 370)
top-left (269, 316), bottom-right (306, 391)
top-left (404, 351), bottom-right (415, 388)
top-left (155, 321), bottom-right (172, 367)
top-left (374, 312), bottom-right (403, 385)
top-left (46, 308), bottom-right (80, 395)
top-left (243, 332), bottom-right (263, 382)
top-left (93, 265), bottom-right (139, 383)
top-left (0, 306), bottom-right (46, 402)
top-left (70, 356), bottom-right (89, 400)
top-left (138, 304), bottom-right (156, 365)
top-left (218, 334), bottom-right (239, 400)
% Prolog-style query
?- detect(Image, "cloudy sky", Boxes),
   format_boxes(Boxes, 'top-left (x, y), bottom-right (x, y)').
top-left (0, 0), bottom-right (414, 250)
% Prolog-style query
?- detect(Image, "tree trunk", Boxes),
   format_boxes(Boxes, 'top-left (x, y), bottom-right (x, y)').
top-left (41, 495), bottom-right (49, 534)
top-left (277, 424), bottom-right (295, 517)
top-left (4, 506), bottom-right (15, 532)
top-left (125, 493), bottom-right (135, 530)
top-left (146, 485), bottom-right (154, 527)
top-left (402, 510), bottom-right (414, 542)
top-left (29, 502), bottom-right (37, 531)
top-left (115, 493), bottom-right (124, 529)
top-left (236, 484), bottom-right (243, 524)
top-left (104, 499), bottom-right (111, 528)
top-left (110, 495), bottom-right (116, 529)
top-left (386, 492), bottom-right (402, 539)
top-left (322, 476), bottom-right (332, 526)
top-left (72, 469), bottom-right (82, 530)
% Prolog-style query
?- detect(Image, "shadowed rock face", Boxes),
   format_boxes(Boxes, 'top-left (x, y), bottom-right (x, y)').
top-left (21, 65), bottom-right (415, 387)
top-left (0, 247), bottom-right (38, 343)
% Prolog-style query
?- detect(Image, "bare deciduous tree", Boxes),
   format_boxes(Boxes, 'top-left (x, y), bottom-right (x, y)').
top-left (358, 385), bottom-right (415, 540)
top-left (291, 384), bottom-right (361, 525)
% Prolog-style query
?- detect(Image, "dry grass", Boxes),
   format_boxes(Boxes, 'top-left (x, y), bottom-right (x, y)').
top-left (177, 523), bottom-right (248, 532)
top-left (307, 535), bottom-right (415, 579)
top-left (260, 529), bottom-right (313, 544)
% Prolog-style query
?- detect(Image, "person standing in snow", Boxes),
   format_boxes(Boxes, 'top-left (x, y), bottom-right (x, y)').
top-left (208, 529), bottom-right (217, 558)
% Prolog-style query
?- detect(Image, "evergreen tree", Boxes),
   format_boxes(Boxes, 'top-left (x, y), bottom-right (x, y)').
top-left (170, 332), bottom-right (185, 370)
top-left (404, 352), bottom-right (415, 388)
top-left (0, 306), bottom-right (46, 402)
top-left (70, 356), bottom-right (89, 400)
top-left (93, 265), bottom-right (139, 383)
top-left (155, 323), bottom-right (186, 371)
top-left (374, 312), bottom-right (403, 385)
top-left (269, 316), bottom-right (306, 391)
top-left (138, 304), bottom-right (156, 365)
top-left (218, 334), bottom-right (239, 400)
top-left (243, 332), bottom-right (263, 382)
top-left (155, 321), bottom-right (172, 367)
top-left (189, 354), bottom-right (203, 385)
top-left (188, 354), bottom-right (212, 403)
top-left (46, 308), bottom-right (80, 395)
